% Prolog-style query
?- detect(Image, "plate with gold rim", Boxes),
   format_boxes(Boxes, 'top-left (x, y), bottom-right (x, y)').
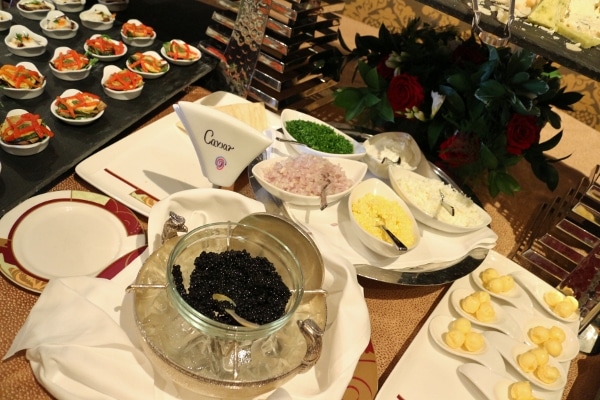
top-left (0, 190), bottom-right (146, 293)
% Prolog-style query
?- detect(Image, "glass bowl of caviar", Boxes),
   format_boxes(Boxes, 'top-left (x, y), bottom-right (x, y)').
top-left (132, 220), bottom-right (325, 398)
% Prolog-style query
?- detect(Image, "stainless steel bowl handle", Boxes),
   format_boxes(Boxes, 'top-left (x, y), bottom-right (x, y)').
top-left (297, 319), bottom-right (324, 373)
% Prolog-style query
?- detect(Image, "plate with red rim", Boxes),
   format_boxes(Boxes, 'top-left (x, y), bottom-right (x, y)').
top-left (0, 190), bottom-right (147, 293)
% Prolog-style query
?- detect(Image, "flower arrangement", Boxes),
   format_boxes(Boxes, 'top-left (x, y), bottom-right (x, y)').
top-left (333, 19), bottom-right (582, 197)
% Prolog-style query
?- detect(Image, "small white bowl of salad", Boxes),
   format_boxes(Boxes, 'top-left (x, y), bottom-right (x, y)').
top-left (102, 65), bottom-right (144, 100)
top-left (120, 19), bottom-right (156, 47)
top-left (52, 0), bottom-right (85, 13)
top-left (126, 50), bottom-right (169, 79)
top-left (160, 39), bottom-right (201, 65)
top-left (51, 89), bottom-right (107, 125)
top-left (40, 10), bottom-right (78, 39)
top-left (79, 4), bottom-right (114, 30)
top-left (0, 61), bottom-right (46, 100)
top-left (5, 25), bottom-right (48, 57)
top-left (84, 34), bottom-right (127, 62)
top-left (0, 10), bottom-right (13, 31)
top-left (49, 47), bottom-right (97, 81)
top-left (0, 109), bottom-right (53, 156)
top-left (16, 0), bottom-right (54, 20)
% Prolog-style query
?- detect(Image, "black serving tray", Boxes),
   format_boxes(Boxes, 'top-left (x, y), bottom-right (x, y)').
top-left (0, 1), bottom-right (218, 216)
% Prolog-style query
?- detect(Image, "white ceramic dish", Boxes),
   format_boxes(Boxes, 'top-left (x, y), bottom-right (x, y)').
top-left (449, 288), bottom-right (523, 340)
top-left (470, 266), bottom-right (533, 310)
top-left (160, 39), bottom-right (201, 65)
top-left (458, 363), bottom-right (559, 400)
top-left (0, 62), bottom-right (46, 100)
top-left (348, 178), bottom-right (420, 257)
top-left (0, 190), bottom-right (146, 293)
top-left (428, 315), bottom-right (505, 372)
top-left (0, 10), bottom-right (13, 31)
top-left (485, 331), bottom-right (567, 391)
top-left (98, 0), bottom-right (128, 11)
top-left (252, 156), bottom-right (367, 207)
top-left (389, 166), bottom-right (492, 233)
top-left (125, 50), bottom-right (169, 79)
top-left (52, 0), bottom-right (85, 12)
top-left (120, 19), bottom-right (156, 47)
top-left (49, 46), bottom-right (95, 81)
top-left (79, 4), bottom-right (114, 30)
top-left (40, 10), bottom-right (78, 39)
top-left (0, 109), bottom-right (52, 156)
top-left (4, 25), bottom-right (48, 57)
top-left (51, 88), bottom-right (105, 125)
top-left (83, 34), bottom-right (127, 62)
top-left (280, 108), bottom-right (366, 160)
top-left (16, 0), bottom-right (54, 20)
top-left (102, 65), bottom-right (144, 100)
top-left (513, 272), bottom-right (580, 323)
top-left (508, 307), bottom-right (580, 362)
top-left (363, 132), bottom-right (422, 179)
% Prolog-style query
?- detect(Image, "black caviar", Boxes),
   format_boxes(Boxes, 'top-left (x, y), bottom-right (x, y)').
top-left (172, 249), bottom-right (291, 326)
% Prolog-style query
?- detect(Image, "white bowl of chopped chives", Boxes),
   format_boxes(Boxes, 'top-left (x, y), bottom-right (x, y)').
top-left (389, 166), bottom-right (492, 233)
top-left (280, 109), bottom-right (366, 160)
top-left (348, 178), bottom-right (420, 257)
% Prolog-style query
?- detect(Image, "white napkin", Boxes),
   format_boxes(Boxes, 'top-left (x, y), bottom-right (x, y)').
top-left (5, 189), bottom-right (371, 400)
top-left (284, 196), bottom-right (498, 270)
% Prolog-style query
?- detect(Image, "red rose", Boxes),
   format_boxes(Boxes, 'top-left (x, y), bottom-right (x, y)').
top-left (505, 114), bottom-right (541, 155)
top-left (386, 73), bottom-right (424, 115)
top-left (438, 131), bottom-right (480, 167)
top-left (376, 55), bottom-right (394, 80)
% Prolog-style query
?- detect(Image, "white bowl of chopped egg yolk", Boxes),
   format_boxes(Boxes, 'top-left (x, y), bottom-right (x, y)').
top-left (349, 178), bottom-right (420, 257)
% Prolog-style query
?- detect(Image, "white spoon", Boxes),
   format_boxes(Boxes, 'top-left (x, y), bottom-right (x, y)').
top-left (508, 307), bottom-right (580, 362)
top-left (485, 331), bottom-right (567, 391)
top-left (450, 288), bottom-right (523, 340)
top-left (512, 272), bottom-right (580, 324)
top-left (458, 363), bottom-right (561, 400)
top-left (471, 269), bottom-right (533, 309)
top-left (428, 315), bottom-right (505, 372)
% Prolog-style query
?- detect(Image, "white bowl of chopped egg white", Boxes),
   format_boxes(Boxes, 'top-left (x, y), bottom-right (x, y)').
top-left (348, 178), bottom-right (420, 257)
top-left (363, 132), bottom-right (422, 179)
top-left (280, 109), bottom-right (366, 161)
top-left (389, 166), bottom-right (491, 233)
top-left (252, 154), bottom-right (367, 207)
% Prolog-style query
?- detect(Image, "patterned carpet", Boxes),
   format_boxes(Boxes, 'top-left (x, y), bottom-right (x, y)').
top-left (341, 0), bottom-right (600, 132)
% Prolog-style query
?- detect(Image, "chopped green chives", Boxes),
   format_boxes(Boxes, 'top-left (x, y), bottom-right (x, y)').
top-left (285, 119), bottom-right (353, 154)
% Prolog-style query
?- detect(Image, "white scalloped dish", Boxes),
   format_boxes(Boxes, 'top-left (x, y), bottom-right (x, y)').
top-left (160, 39), bottom-right (201, 65)
top-left (5, 25), bottom-right (48, 57)
top-left (389, 166), bottom-right (491, 233)
top-left (126, 50), bottom-right (169, 79)
top-left (84, 34), bottom-right (127, 62)
top-left (51, 89), bottom-right (106, 125)
top-left (252, 155), bottom-right (367, 207)
top-left (40, 10), bottom-right (79, 39)
top-left (0, 62), bottom-right (46, 100)
top-left (0, 109), bottom-right (53, 156)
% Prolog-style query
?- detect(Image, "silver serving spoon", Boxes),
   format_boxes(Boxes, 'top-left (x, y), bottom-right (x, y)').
top-left (320, 180), bottom-right (331, 211)
top-left (439, 190), bottom-right (455, 216)
top-left (378, 224), bottom-right (408, 252)
top-left (275, 137), bottom-right (308, 146)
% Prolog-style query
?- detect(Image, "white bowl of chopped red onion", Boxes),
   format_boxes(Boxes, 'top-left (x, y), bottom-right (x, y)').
top-left (389, 166), bottom-right (491, 233)
top-left (280, 109), bottom-right (366, 160)
top-left (252, 154), bottom-right (368, 207)
top-left (349, 178), bottom-right (420, 257)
